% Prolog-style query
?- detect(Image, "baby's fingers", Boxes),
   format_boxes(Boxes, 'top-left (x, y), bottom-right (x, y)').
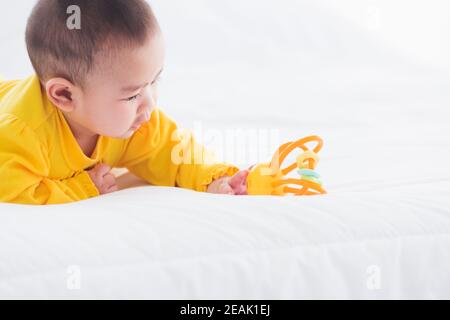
top-left (215, 180), bottom-right (234, 195)
top-left (229, 170), bottom-right (249, 195)
top-left (105, 184), bottom-right (119, 193)
top-left (222, 183), bottom-right (235, 195)
top-left (95, 163), bottom-right (111, 177)
top-left (229, 170), bottom-right (249, 186)
top-left (102, 173), bottom-right (117, 194)
top-left (207, 177), bottom-right (234, 195)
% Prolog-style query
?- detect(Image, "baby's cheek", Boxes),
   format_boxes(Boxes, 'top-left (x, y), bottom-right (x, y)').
top-left (111, 106), bottom-right (135, 128)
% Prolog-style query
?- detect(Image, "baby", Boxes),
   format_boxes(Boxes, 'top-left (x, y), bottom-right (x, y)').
top-left (0, 0), bottom-right (248, 205)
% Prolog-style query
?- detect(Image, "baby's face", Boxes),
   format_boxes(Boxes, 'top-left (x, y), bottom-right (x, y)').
top-left (77, 32), bottom-right (165, 139)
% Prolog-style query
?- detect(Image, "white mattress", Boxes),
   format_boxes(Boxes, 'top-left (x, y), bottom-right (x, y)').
top-left (1, 0), bottom-right (450, 299)
top-left (0, 181), bottom-right (450, 299)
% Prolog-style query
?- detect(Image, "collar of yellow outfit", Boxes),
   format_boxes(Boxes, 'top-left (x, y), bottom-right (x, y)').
top-left (54, 106), bottom-right (106, 171)
top-left (36, 74), bottom-right (107, 171)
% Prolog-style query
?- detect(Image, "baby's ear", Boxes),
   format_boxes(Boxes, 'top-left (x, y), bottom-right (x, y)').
top-left (44, 78), bottom-right (77, 112)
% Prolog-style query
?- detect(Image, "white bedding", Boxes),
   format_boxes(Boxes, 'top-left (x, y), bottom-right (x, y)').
top-left (1, 0), bottom-right (450, 299)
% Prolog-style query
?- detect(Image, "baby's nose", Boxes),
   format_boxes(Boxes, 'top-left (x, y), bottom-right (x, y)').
top-left (138, 96), bottom-right (155, 120)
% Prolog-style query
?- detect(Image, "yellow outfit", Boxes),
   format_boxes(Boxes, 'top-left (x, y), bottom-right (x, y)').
top-left (0, 75), bottom-right (238, 205)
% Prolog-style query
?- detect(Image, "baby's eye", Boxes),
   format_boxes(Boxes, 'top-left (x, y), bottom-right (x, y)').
top-left (151, 76), bottom-right (162, 85)
top-left (125, 94), bottom-right (141, 102)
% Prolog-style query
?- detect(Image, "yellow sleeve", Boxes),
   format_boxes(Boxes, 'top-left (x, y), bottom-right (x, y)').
top-left (117, 108), bottom-right (239, 192)
top-left (0, 79), bottom-right (20, 100)
top-left (0, 114), bottom-right (99, 205)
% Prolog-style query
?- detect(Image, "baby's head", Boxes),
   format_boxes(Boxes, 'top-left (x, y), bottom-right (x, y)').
top-left (25, 0), bottom-right (165, 139)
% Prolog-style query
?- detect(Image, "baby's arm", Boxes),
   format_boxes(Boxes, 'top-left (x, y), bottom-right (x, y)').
top-left (116, 108), bottom-right (240, 192)
top-left (0, 114), bottom-right (101, 205)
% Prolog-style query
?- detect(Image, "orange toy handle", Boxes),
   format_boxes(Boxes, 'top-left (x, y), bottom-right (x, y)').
top-left (269, 135), bottom-right (323, 175)
top-left (272, 178), bottom-right (327, 195)
top-left (246, 135), bottom-right (326, 196)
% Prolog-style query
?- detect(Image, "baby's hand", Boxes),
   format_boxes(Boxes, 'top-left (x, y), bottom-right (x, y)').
top-left (207, 170), bottom-right (249, 195)
top-left (87, 163), bottom-right (118, 194)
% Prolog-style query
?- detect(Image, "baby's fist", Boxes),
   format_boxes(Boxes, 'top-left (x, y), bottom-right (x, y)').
top-left (87, 163), bottom-right (118, 195)
top-left (207, 170), bottom-right (249, 195)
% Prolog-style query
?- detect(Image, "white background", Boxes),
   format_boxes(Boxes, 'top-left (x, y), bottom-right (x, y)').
top-left (1, 1), bottom-right (450, 299)
top-left (1, 0), bottom-right (450, 184)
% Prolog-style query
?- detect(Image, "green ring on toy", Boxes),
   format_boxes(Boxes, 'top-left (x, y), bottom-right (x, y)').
top-left (300, 175), bottom-right (322, 185)
top-left (297, 169), bottom-right (320, 179)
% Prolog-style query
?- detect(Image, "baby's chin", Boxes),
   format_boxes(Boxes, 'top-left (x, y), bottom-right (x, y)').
top-left (98, 127), bottom-right (135, 139)
top-left (115, 128), bottom-right (136, 139)
top-left (99, 123), bottom-right (142, 139)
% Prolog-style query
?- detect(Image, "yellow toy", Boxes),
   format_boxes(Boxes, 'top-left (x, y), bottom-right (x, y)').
top-left (246, 135), bottom-right (326, 196)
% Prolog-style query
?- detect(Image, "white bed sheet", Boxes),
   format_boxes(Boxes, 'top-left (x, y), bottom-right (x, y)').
top-left (0, 180), bottom-right (450, 299)
top-left (1, 0), bottom-right (450, 299)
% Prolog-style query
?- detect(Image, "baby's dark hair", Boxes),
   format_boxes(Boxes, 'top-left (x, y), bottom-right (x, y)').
top-left (25, 0), bottom-right (159, 87)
